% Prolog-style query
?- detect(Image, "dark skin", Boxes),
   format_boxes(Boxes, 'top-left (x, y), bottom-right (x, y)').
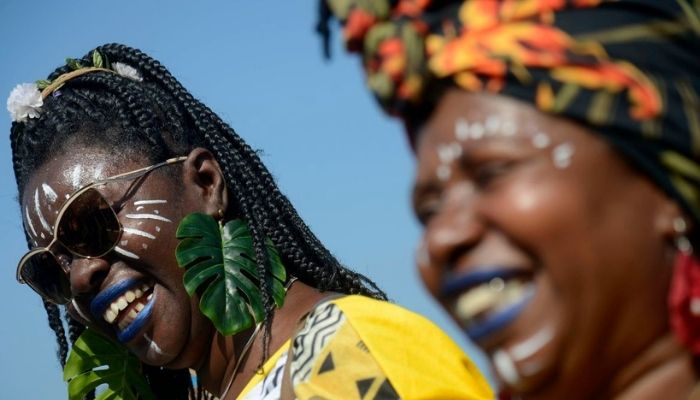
top-left (412, 89), bottom-right (697, 399)
top-left (21, 146), bottom-right (330, 398)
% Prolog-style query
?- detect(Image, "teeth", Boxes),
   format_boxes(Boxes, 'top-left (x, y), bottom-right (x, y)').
top-left (455, 278), bottom-right (532, 323)
top-left (101, 284), bottom-right (153, 325)
top-left (104, 309), bottom-right (117, 324)
top-left (116, 297), bottom-right (128, 310)
top-left (147, 293), bottom-right (153, 301)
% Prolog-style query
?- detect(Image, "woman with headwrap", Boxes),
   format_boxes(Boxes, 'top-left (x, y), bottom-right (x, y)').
top-left (320, 0), bottom-right (700, 398)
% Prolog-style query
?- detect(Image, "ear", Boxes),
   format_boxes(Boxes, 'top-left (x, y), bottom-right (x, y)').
top-left (181, 147), bottom-right (228, 218)
top-left (655, 195), bottom-right (690, 242)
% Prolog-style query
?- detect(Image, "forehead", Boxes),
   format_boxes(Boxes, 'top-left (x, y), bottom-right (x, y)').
top-left (22, 149), bottom-right (135, 206)
top-left (414, 90), bottom-right (601, 160)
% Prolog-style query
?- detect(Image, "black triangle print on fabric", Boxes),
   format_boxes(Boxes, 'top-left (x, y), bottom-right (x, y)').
top-left (356, 377), bottom-right (375, 398)
top-left (318, 353), bottom-right (335, 374)
top-left (373, 378), bottom-right (399, 399)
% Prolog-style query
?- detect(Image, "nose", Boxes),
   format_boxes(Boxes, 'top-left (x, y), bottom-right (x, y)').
top-left (69, 256), bottom-right (111, 297)
top-left (419, 182), bottom-right (485, 296)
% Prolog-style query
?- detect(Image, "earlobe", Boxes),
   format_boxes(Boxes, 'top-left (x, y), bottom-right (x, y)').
top-left (182, 148), bottom-right (228, 217)
top-left (655, 196), bottom-right (690, 242)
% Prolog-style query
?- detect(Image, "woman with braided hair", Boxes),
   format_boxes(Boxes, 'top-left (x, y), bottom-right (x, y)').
top-left (7, 43), bottom-right (491, 399)
top-left (321, 0), bottom-right (700, 398)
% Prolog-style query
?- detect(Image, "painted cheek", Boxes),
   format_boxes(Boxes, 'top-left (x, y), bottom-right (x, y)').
top-left (116, 199), bottom-right (172, 260)
top-left (24, 182), bottom-right (63, 245)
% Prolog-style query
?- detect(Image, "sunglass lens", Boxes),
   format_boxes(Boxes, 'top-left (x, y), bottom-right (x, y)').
top-left (58, 188), bottom-right (121, 257)
top-left (21, 251), bottom-right (71, 304)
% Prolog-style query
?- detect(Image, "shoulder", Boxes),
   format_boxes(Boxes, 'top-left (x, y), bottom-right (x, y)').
top-left (289, 295), bottom-right (494, 399)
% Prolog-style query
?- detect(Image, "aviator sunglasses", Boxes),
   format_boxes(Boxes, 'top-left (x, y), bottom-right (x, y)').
top-left (16, 156), bottom-right (187, 304)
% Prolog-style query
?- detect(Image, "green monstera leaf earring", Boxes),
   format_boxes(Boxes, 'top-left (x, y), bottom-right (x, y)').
top-left (175, 212), bottom-right (287, 336)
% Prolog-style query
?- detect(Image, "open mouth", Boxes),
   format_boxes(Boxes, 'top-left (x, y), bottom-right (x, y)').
top-left (90, 278), bottom-right (156, 343)
top-left (443, 268), bottom-right (535, 342)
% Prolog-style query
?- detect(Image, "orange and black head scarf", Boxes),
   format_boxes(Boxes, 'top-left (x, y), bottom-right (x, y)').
top-left (319, 0), bottom-right (700, 223)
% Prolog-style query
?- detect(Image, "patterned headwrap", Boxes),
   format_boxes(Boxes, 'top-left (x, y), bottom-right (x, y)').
top-left (319, 0), bottom-right (700, 225)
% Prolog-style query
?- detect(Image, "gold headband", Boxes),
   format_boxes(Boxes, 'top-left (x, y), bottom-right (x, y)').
top-left (40, 67), bottom-right (114, 99)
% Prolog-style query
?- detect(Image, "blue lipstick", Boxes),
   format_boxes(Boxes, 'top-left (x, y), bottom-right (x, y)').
top-left (442, 268), bottom-right (535, 342)
top-left (117, 295), bottom-right (155, 343)
top-left (442, 268), bottom-right (523, 297)
top-left (465, 289), bottom-right (534, 342)
top-left (90, 278), bottom-right (142, 318)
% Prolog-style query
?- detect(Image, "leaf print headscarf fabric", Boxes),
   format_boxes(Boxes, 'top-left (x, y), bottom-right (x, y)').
top-left (320, 0), bottom-right (700, 224)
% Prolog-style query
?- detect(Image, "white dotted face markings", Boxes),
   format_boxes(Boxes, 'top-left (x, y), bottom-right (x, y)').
top-left (435, 115), bottom-right (576, 184)
top-left (552, 143), bottom-right (575, 169)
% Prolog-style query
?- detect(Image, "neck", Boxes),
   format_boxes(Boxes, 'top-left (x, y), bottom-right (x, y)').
top-left (196, 282), bottom-right (331, 399)
top-left (605, 333), bottom-right (696, 399)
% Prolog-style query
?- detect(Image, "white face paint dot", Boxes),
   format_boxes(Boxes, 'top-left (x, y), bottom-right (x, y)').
top-left (65, 194), bottom-right (71, 199)
top-left (532, 132), bottom-right (551, 149)
top-left (552, 143), bottom-right (575, 169)
top-left (448, 142), bottom-right (462, 160)
top-left (502, 120), bottom-right (517, 137)
top-left (455, 118), bottom-right (470, 141)
top-left (40, 232), bottom-right (46, 239)
top-left (120, 240), bottom-right (128, 246)
top-left (485, 115), bottom-right (501, 133)
top-left (416, 241), bottom-right (429, 268)
top-left (470, 122), bottom-right (485, 139)
top-left (155, 226), bottom-right (161, 232)
top-left (142, 243), bottom-right (148, 250)
top-left (153, 210), bottom-right (159, 215)
top-left (437, 144), bottom-right (453, 163)
top-left (136, 206), bottom-right (144, 211)
top-left (437, 165), bottom-right (451, 181)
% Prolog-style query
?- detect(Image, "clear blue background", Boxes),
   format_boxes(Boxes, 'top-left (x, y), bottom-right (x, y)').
top-left (0, 1), bottom-right (488, 398)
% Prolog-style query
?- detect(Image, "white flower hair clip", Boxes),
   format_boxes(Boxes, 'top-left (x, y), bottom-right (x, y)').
top-left (6, 50), bottom-right (144, 123)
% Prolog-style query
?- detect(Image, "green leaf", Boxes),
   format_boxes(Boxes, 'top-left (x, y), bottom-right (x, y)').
top-left (66, 58), bottom-right (83, 70)
top-left (64, 329), bottom-right (155, 400)
top-left (35, 79), bottom-right (51, 90)
top-left (92, 50), bottom-right (104, 68)
top-left (175, 213), bottom-right (287, 336)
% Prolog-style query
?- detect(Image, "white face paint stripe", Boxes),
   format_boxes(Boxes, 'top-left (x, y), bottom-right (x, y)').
top-left (34, 188), bottom-right (52, 233)
top-left (72, 299), bottom-right (91, 322)
top-left (136, 206), bottom-right (144, 211)
top-left (493, 349), bottom-right (520, 386)
top-left (24, 207), bottom-right (38, 238)
top-left (133, 199), bottom-right (167, 206)
top-left (144, 334), bottom-right (168, 356)
top-left (114, 246), bottom-right (140, 260)
top-left (123, 227), bottom-right (156, 240)
top-left (42, 184), bottom-right (58, 204)
top-left (125, 214), bottom-right (172, 223)
top-left (70, 165), bottom-right (82, 188)
top-left (508, 326), bottom-right (554, 361)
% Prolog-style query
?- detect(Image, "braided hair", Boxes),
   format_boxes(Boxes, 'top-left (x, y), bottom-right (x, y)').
top-left (10, 43), bottom-right (386, 399)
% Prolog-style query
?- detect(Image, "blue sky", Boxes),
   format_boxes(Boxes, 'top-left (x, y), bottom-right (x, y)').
top-left (0, 1), bottom-right (488, 398)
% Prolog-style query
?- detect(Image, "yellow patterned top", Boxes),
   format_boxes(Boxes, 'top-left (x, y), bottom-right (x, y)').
top-left (238, 295), bottom-right (493, 400)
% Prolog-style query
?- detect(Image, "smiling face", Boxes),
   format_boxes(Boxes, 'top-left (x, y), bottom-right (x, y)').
top-left (412, 89), bottom-right (680, 398)
top-left (21, 146), bottom-right (221, 369)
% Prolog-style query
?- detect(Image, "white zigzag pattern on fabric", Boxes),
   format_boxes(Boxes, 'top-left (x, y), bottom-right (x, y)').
top-left (290, 302), bottom-right (346, 385)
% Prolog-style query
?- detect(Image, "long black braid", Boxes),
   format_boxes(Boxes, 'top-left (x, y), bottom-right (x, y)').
top-left (10, 43), bottom-right (386, 399)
